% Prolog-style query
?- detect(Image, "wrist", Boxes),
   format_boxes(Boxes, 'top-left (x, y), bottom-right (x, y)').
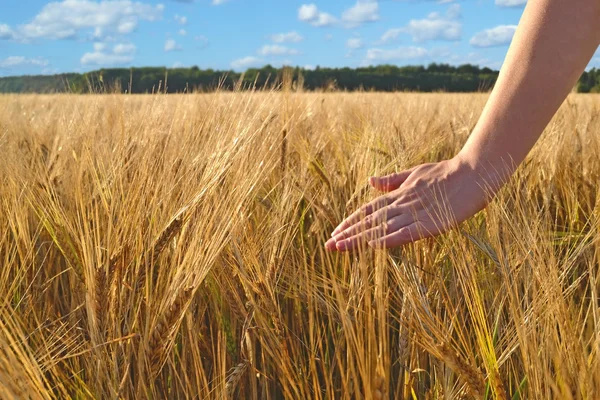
top-left (452, 150), bottom-right (514, 196)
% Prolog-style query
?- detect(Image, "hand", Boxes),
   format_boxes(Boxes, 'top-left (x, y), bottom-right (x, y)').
top-left (325, 156), bottom-right (496, 251)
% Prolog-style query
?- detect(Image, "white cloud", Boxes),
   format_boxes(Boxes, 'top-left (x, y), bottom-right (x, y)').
top-left (299, 4), bottom-right (318, 20)
top-left (447, 51), bottom-right (498, 69)
top-left (113, 43), bottom-right (136, 55)
top-left (379, 5), bottom-right (461, 44)
top-left (0, 24), bottom-right (16, 40)
top-left (259, 45), bottom-right (298, 56)
top-left (81, 42), bottom-right (136, 66)
top-left (341, 0), bottom-right (379, 28)
top-left (179, 29), bottom-right (187, 36)
top-left (405, 19), bottom-right (461, 42)
top-left (0, 56), bottom-right (49, 69)
top-left (366, 46), bottom-right (430, 62)
top-left (212, 0), bottom-right (230, 4)
top-left (304, 65), bottom-right (315, 70)
top-left (346, 38), bottom-right (363, 49)
top-left (404, 5), bottom-right (462, 42)
top-left (380, 28), bottom-right (403, 43)
top-left (231, 56), bottom-right (263, 70)
top-left (363, 46), bottom-right (496, 68)
top-left (446, 3), bottom-right (461, 19)
top-left (324, 33), bottom-right (333, 41)
top-left (495, 0), bottom-right (527, 7)
top-left (194, 35), bottom-right (209, 48)
top-left (270, 31), bottom-right (303, 43)
top-left (94, 42), bottom-right (107, 52)
top-left (174, 14), bottom-right (187, 25)
top-left (164, 38), bottom-right (182, 52)
top-left (5, 0), bottom-right (164, 41)
top-left (470, 25), bottom-right (517, 47)
top-left (298, 4), bottom-right (336, 27)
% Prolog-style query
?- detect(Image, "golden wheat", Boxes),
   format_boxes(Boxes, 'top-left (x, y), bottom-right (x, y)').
top-left (0, 91), bottom-right (598, 399)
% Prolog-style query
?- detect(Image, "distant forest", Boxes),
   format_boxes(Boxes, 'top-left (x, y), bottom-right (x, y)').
top-left (1, 64), bottom-right (599, 94)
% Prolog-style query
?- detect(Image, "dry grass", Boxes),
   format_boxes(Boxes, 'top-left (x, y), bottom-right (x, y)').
top-left (0, 90), bottom-right (599, 399)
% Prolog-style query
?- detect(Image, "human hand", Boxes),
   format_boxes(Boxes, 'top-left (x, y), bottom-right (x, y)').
top-left (325, 156), bottom-right (496, 251)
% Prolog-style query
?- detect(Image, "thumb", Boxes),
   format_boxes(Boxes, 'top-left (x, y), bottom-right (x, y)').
top-left (369, 169), bottom-right (414, 192)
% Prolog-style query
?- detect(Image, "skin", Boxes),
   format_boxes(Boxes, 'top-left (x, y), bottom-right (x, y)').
top-left (326, 0), bottom-right (600, 252)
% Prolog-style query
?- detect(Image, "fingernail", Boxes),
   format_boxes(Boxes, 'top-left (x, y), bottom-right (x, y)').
top-left (325, 238), bottom-right (337, 251)
top-left (368, 240), bottom-right (378, 249)
top-left (336, 240), bottom-right (347, 251)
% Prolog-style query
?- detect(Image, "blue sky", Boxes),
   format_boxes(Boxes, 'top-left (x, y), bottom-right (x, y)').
top-left (0, 0), bottom-right (598, 76)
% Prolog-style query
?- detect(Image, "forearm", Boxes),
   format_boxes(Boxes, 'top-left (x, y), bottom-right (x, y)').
top-left (458, 0), bottom-right (600, 180)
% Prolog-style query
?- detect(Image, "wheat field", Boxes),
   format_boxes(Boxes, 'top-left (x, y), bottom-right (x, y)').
top-left (0, 90), bottom-right (599, 399)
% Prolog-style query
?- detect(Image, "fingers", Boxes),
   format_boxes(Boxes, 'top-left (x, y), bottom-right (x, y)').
top-left (369, 169), bottom-right (414, 192)
top-left (368, 220), bottom-right (439, 249)
top-left (332, 207), bottom-right (408, 242)
top-left (334, 214), bottom-right (415, 251)
top-left (331, 168), bottom-right (414, 238)
top-left (331, 195), bottom-right (393, 237)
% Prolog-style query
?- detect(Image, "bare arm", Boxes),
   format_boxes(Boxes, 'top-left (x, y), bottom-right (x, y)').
top-left (326, 0), bottom-right (600, 251)
top-left (459, 0), bottom-right (600, 174)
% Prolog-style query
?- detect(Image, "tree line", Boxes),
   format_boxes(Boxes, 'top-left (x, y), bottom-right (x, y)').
top-left (578, 68), bottom-right (600, 93)
top-left (0, 64), bottom-right (598, 94)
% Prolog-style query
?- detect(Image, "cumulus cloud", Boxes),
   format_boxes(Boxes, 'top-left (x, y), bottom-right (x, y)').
top-left (270, 31), bottom-right (303, 44)
top-left (231, 56), bottom-right (263, 70)
top-left (346, 38), bottom-right (363, 49)
top-left (0, 24), bottom-right (16, 40)
top-left (380, 28), bottom-right (403, 43)
top-left (342, 0), bottom-right (379, 28)
top-left (164, 39), bottom-right (182, 52)
top-left (298, 4), bottom-right (336, 27)
top-left (0, 0), bottom-right (163, 42)
top-left (495, 0), bottom-right (527, 7)
top-left (404, 5), bottom-right (461, 42)
top-left (365, 46), bottom-right (431, 62)
top-left (449, 52), bottom-right (499, 70)
top-left (94, 42), bottom-right (108, 52)
top-left (299, 1), bottom-right (377, 29)
top-left (470, 25), bottom-right (517, 47)
top-left (81, 42), bottom-right (136, 66)
top-left (174, 14), bottom-right (187, 25)
top-left (0, 56), bottom-right (49, 69)
top-left (113, 43), bottom-right (136, 55)
top-left (258, 45), bottom-right (298, 56)
top-left (194, 35), bottom-right (209, 48)
top-left (379, 4), bottom-right (461, 44)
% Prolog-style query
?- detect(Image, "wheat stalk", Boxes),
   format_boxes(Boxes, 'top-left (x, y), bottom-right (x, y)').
top-left (225, 360), bottom-right (248, 398)
top-left (147, 287), bottom-right (193, 377)
top-left (436, 343), bottom-right (486, 399)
